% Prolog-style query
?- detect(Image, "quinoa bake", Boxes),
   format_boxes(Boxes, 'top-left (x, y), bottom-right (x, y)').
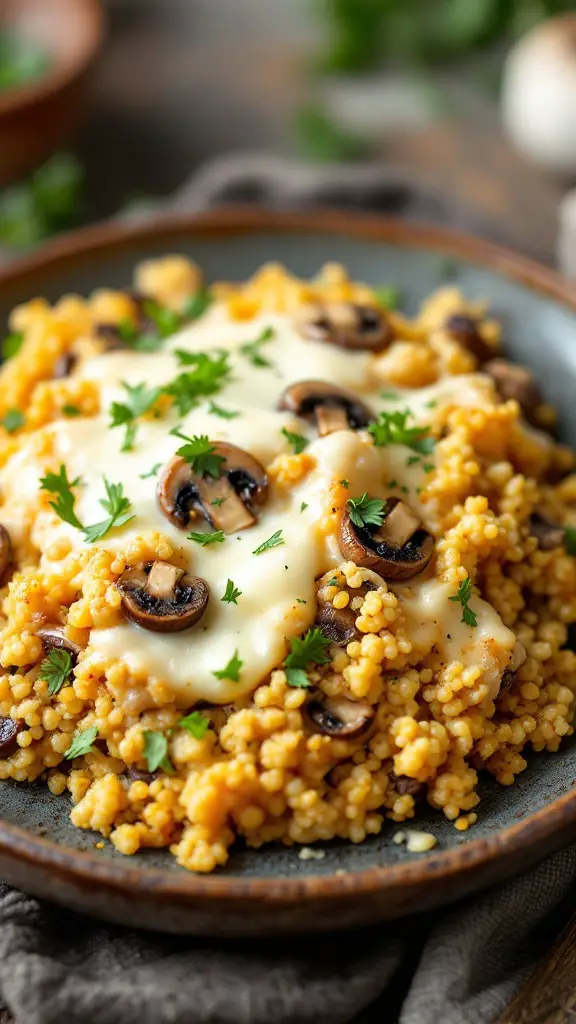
top-left (1, 256), bottom-right (575, 873)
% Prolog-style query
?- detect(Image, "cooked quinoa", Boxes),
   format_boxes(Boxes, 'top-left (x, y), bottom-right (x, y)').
top-left (1, 256), bottom-right (576, 873)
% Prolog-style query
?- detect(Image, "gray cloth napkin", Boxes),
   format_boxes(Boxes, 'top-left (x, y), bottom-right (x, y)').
top-left (1, 155), bottom-right (573, 1024)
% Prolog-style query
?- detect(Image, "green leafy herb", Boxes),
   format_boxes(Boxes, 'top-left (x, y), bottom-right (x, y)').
top-left (0, 32), bottom-right (49, 92)
top-left (222, 579), bottom-right (242, 604)
top-left (281, 427), bottom-right (308, 454)
top-left (140, 462), bottom-right (162, 480)
top-left (240, 326), bottom-right (275, 367)
top-left (283, 627), bottom-right (331, 687)
top-left (179, 711), bottom-right (210, 739)
top-left (39, 648), bottom-right (73, 696)
top-left (380, 391), bottom-right (399, 400)
top-left (1, 408), bottom-right (24, 433)
top-left (143, 730), bottom-right (174, 774)
top-left (211, 498), bottom-right (225, 507)
top-left (296, 597), bottom-right (307, 604)
top-left (565, 526), bottom-right (576, 556)
top-left (284, 667), bottom-right (311, 688)
top-left (187, 530), bottom-right (226, 546)
top-left (82, 478), bottom-right (135, 543)
top-left (327, 577), bottom-right (339, 587)
top-left (387, 479), bottom-right (398, 489)
top-left (165, 351), bottom-right (231, 415)
top-left (252, 529), bottom-right (284, 555)
top-left (65, 726), bottom-right (98, 760)
top-left (172, 431), bottom-right (225, 479)
top-left (406, 455), bottom-right (421, 467)
top-left (2, 332), bottom-right (23, 360)
top-left (295, 103), bottom-right (369, 162)
top-left (346, 493), bottom-right (386, 529)
top-left (423, 463), bottom-right (435, 473)
top-left (109, 381), bottom-right (162, 451)
top-left (339, 479), bottom-right (349, 488)
top-left (369, 409), bottom-right (436, 455)
top-left (374, 286), bottom-right (401, 310)
top-left (449, 576), bottom-right (478, 628)
top-left (142, 298), bottom-right (181, 339)
top-left (62, 404), bottom-right (81, 418)
top-left (183, 289), bottom-right (213, 322)
top-left (40, 465), bottom-right (83, 530)
top-left (213, 649), bottom-right (243, 682)
top-left (425, 399), bottom-right (438, 409)
top-left (207, 400), bottom-right (239, 420)
top-left (300, 502), bottom-right (308, 512)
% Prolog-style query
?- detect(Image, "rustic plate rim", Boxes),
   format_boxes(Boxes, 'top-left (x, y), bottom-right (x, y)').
top-left (1, 205), bottom-right (575, 905)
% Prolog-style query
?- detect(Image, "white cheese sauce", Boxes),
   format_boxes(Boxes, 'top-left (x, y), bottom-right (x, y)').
top-left (0, 308), bottom-right (514, 705)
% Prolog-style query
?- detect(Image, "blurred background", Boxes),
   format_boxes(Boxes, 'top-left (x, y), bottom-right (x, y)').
top-left (2, 0), bottom-right (576, 267)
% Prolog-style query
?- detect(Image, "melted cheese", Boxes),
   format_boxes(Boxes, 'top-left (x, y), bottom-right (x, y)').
top-left (0, 308), bottom-right (513, 705)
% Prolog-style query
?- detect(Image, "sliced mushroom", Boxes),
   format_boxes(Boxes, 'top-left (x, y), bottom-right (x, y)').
top-left (117, 560), bottom-right (209, 632)
top-left (53, 352), bottom-right (77, 379)
top-left (278, 381), bottom-right (373, 437)
top-left (296, 301), bottom-right (393, 353)
top-left (529, 512), bottom-right (564, 551)
top-left (340, 497), bottom-right (434, 581)
top-left (444, 313), bottom-right (492, 364)
top-left (157, 442), bottom-right (268, 533)
top-left (315, 582), bottom-right (376, 646)
top-left (305, 693), bottom-right (374, 739)
top-left (37, 626), bottom-right (82, 664)
top-left (0, 716), bottom-right (23, 758)
top-left (0, 524), bottom-right (11, 585)
top-left (393, 774), bottom-right (425, 799)
top-left (499, 669), bottom-right (516, 695)
top-left (484, 358), bottom-right (542, 421)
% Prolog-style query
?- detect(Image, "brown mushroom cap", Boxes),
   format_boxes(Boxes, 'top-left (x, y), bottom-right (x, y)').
top-left (0, 716), bottom-right (23, 758)
top-left (484, 358), bottom-right (542, 420)
top-left (37, 626), bottom-right (82, 664)
top-left (0, 524), bottom-right (11, 586)
top-left (117, 561), bottom-right (209, 633)
top-left (296, 301), bottom-right (393, 353)
top-left (340, 496), bottom-right (434, 581)
top-left (278, 380), bottom-right (374, 437)
top-left (305, 693), bottom-right (374, 739)
top-left (529, 512), bottom-right (564, 551)
top-left (393, 774), bottom-right (426, 799)
top-left (53, 353), bottom-right (77, 379)
top-left (157, 441), bottom-right (268, 533)
top-left (315, 581), bottom-right (376, 646)
top-left (444, 313), bottom-right (493, 364)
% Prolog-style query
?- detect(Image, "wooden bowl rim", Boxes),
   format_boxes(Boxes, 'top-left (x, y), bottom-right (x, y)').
top-left (1, 205), bottom-right (575, 906)
top-left (0, 0), bottom-right (105, 117)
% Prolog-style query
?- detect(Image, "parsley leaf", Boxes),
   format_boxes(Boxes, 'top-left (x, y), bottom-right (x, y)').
top-left (240, 326), bottom-right (275, 367)
top-left (300, 502), bottom-right (308, 512)
top-left (283, 627), bottom-right (331, 687)
top-left (40, 465), bottom-right (83, 530)
top-left (172, 431), bottom-right (225, 479)
top-left (565, 526), bottom-right (576, 556)
top-left (65, 725), bottom-right (98, 759)
top-left (2, 408), bottom-right (24, 433)
top-left (281, 427), bottom-right (308, 454)
top-left (143, 730), bottom-right (174, 774)
top-left (187, 530), bottom-right (226, 546)
top-left (374, 286), bottom-right (401, 309)
top-left (109, 381), bottom-right (162, 451)
top-left (183, 289), bottom-right (213, 322)
top-left (62, 404), bottom-right (81, 418)
top-left (222, 578), bottom-right (242, 604)
top-left (213, 649), bottom-right (243, 681)
top-left (449, 576), bottom-right (478, 628)
top-left (380, 391), bottom-right (399, 400)
top-left (406, 455), bottom-right (421, 467)
top-left (207, 400), bottom-right (239, 420)
top-left (2, 332), bottom-right (23, 359)
top-left (82, 478), bottom-right (135, 543)
top-left (179, 711), bottom-right (210, 739)
top-left (165, 352), bottom-right (231, 416)
top-left (39, 648), bottom-right (73, 696)
top-left (369, 409), bottom-right (435, 455)
top-left (346, 493), bottom-right (386, 529)
top-left (140, 462), bottom-right (162, 480)
top-left (252, 529), bottom-right (284, 555)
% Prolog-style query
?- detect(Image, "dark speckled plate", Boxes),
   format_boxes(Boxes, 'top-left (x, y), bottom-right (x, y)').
top-left (1, 209), bottom-right (576, 936)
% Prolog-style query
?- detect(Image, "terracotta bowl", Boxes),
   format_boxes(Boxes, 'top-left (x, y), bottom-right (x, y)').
top-left (0, 0), bottom-right (104, 187)
top-left (1, 209), bottom-right (576, 936)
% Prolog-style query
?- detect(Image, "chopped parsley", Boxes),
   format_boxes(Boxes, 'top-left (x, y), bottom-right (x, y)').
top-left (139, 462), bottom-right (162, 479)
top-left (423, 463), bottom-right (435, 474)
top-left (143, 730), bottom-right (174, 774)
top-left (406, 455), bottom-right (421, 467)
top-left (374, 286), bottom-right (401, 310)
top-left (187, 530), bottom-right (226, 546)
top-left (39, 648), bottom-right (73, 696)
top-left (172, 431), bottom-right (225, 479)
top-left (1, 408), bottom-right (24, 433)
top-left (211, 498), bottom-right (225, 507)
top-left (283, 627), bottom-right (331, 688)
top-left (369, 409), bottom-right (435, 455)
top-left (339, 479), bottom-right (349, 488)
top-left (62, 404), bottom-right (81, 418)
top-left (327, 577), bottom-right (339, 587)
top-left (449, 576), bottom-right (478, 628)
top-left (82, 479), bottom-right (135, 544)
top-left (207, 400), bottom-right (239, 420)
top-left (179, 711), bottom-right (210, 739)
top-left (380, 391), bottom-right (399, 401)
top-left (425, 399), bottom-right (438, 409)
top-left (2, 332), bottom-right (23, 360)
top-left (118, 299), bottom-right (181, 353)
top-left (42, 468), bottom-right (134, 543)
top-left (183, 289), bottom-right (213, 322)
top-left (40, 465), bottom-right (83, 530)
top-left (346, 493), bottom-right (386, 529)
top-left (281, 427), bottom-right (308, 454)
top-left (240, 326), bottom-right (275, 367)
top-left (165, 351), bottom-right (231, 416)
top-left (565, 526), bottom-right (576, 556)
top-left (109, 381), bottom-right (162, 451)
top-left (296, 597), bottom-right (307, 604)
top-left (65, 726), bottom-right (98, 759)
top-left (221, 578), bottom-right (242, 604)
top-left (252, 529), bottom-right (284, 555)
top-left (300, 502), bottom-right (308, 512)
top-left (213, 649), bottom-right (243, 682)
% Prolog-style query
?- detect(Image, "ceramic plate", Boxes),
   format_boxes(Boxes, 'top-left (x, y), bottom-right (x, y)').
top-left (1, 209), bottom-right (576, 935)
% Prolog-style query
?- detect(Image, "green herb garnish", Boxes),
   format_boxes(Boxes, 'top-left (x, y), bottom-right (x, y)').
top-left (39, 648), bottom-right (73, 696)
top-left (187, 530), bottom-right (226, 546)
top-left (346, 493), bottom-right (386, 529)
top-left (40, 465), bottom-right (83, 530)
top-left (143, 730), bottom-right (174, 774)
top-left (213, 649), bottom-right (243, 682)
top-left (565, 526), bottom-right (576, 555)
top-left (179, 711), bottom-right (210, 739)
top-left (449, 576), bottom-right (478, 628)
top-left (406, 455), bottom-right (421, 467)
top-left (62, 404), bottom-right (81, 418)
top-left (172, 431), bottom-right (225, 479)
top-left (1, 409), bottom-right (24, 433)
top-left (82, 479), bottom-right (135, 543)
top-left (140, 462), bottom-right (162, 480)
top-left (339, 479), bottom-right (349, 488)
top-left (283, 627), bottom-right (331, 688)
top-left (240, 326), bottom-right (275, 367)
top-left (165, 351), bottom-right (231, 415)
top-left (281, 427), bottom-right (308, 454)
top-left (300, 502), bottom-right (308, 512)
top-left (109, 382), bottom-right (162, 451)
top-left (222, 579), bottom-right (242, 604)
top-left (252, 529), bottom-right (284, 555)
top-left (65, 726), bottom-right (98, 760)
top-left (369, 409), bottom-right (435, 455)
top-left (2, 332), bottom-right (23, 360)
top-left (183, 289), bottom-right (213, 322)
top-left (207, 400), bottom-right (239, 420)
top-left (374, 286), bottom-right (400, 309)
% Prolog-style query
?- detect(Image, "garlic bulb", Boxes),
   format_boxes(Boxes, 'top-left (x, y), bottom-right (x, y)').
top-left (502, 16), bottom-right (576, 174)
